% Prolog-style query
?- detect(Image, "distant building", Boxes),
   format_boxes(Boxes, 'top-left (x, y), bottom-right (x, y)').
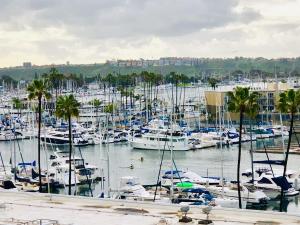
top-left (23, 62), bottom-right (32, 68)
top-left (66, 61), bottom-right (70, 65)
top-left (204, 82), bottom-right (292, 124)
top-left (106, 57), bottom-right (202, 67)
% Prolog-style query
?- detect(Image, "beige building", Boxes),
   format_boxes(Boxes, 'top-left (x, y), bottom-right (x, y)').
top-left (204, 82), bottom-right (292, 124)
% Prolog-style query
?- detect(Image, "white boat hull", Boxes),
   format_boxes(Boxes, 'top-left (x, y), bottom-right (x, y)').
top-left (130, 140), bottom-right (189, 151)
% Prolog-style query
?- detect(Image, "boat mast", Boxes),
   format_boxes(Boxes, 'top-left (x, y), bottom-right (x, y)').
top-left (275, 65), bottom-right (286, 158)
top-left (43, 124), bottom-right (51, 193)
top-left (106, 84), bottom-right (111, 198)
top-left (219, 104), bottom-right (224, 197)
top-left (170, 112), bottom-right (174, 200)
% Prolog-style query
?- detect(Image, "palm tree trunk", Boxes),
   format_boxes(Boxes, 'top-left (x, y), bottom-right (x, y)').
top-left (175, 82), bottom-right (178, 114)
top-left (183, 85), bottom-right (186, 114)
top-left (125, 87), bottom-right (128, 109)
top-left (237, 110), bottom-right (243, 209)
top-left (68, 114), bottom-right (72, 195)
top-left (280, 112), bottom-right (294, 211)
top-left (143, 82), bottom-right (146, 120)
top-left (38, 96), bottom-right (42, 191)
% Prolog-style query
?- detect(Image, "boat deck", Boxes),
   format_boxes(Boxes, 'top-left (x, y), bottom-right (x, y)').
top-left (1, 191), bottom-right (300, 225)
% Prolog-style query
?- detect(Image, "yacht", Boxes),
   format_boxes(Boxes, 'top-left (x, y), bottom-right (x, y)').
top-left (130, 130), bottom-right (189, 151)
top-left (0, 129), bottom-right (24, 141)
top-left (268, 125), bottom-right (289, 137)
top-left (41, 129), bottom-right (89, 146)
top-left (243, 168), bottom-right (300, 198)
top-left (254, 127), bottom-right (275, 139)
top-left (101, 130), bottom-right (128, 144)
top-left (113, 176), bottom-right (159, 201)
top-left (49, 151), bottom-right (100, 186)
top-left (206, 182), bottom-right (269, 205)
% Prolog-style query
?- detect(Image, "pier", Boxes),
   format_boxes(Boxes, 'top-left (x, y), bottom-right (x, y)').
top-left (1, 191), bottom-right (300, 225)
top-left (254, 144), bottom-right (300, 155)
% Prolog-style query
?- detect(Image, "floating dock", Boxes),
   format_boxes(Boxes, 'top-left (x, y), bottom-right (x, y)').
top-left (1, 191), bottom-right (300, 225)
top-left (254, 144), bottom-right (300, 155)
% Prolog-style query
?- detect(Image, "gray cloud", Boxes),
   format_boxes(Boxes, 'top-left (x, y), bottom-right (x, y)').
top-left (2, 0), bottom-right (299, 67)
top-left (0, 0), bottom-right (261, 39)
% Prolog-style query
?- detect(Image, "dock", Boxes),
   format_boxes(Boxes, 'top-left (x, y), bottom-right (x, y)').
top-left (1, 191), bottom-right (300, 225)
top-left (254, 144), bottom-right (300, 155)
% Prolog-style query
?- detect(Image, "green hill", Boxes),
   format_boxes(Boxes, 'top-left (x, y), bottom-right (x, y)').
top-left (1, 57), bottom-right (300, 80)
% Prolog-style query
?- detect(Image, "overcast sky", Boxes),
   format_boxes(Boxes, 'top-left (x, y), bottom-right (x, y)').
top-left (0, 0), bottom-right (299, 67)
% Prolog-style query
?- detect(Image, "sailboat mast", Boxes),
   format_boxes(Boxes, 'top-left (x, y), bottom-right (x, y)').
top-left (219, 105), bottom-right (224, 197)
top-left (170, 112), bottom-right (174, 200)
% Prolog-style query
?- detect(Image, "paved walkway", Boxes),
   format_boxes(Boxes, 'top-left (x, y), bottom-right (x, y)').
top-left (0, 191), bottom-right (300, 225)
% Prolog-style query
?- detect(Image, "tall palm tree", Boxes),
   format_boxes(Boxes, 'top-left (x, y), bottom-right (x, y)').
top-left (104, 103), bottom-right (117, 114)
top-left (27, 79), bottom-right (51, 190)
top-left (227, 87), bottom-right (259, 209)
top-left (55, 95), bottom-right (80, 195)
top-left (48, 67), bottom-right (64, 99)
top-left (12, 97), bottom-right (23, 116)
top-left (180, 74), bottom-right (189, 114)
top-left (277, 89), bottom-right (300, 211)
top-left (90, 98), bottom-right (102, 125)
top-left (208, 78), bottom-right (218, 90)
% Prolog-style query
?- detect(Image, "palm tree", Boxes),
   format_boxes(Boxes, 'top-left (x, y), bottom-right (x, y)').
top-left (104, 103), bottom-right (117, 114)
top-left (48, 67), bottom-right (64, 99)
top-left (227, 87), bottom-right (259, 209)
top-left (55, 95), bottom-right (80, 195)
top-left (208, 78), bottom-right (218, 90)
top-left (180, 74), bottom-right (189, 114)
top-left (12, 97), bottom-right (23, 116)
top-left (90, 98), bottom-right (102, 125)
top-left (277, 89), bottom-right (300, 211)
top-left (167, 72), bottom-right (183, 114)
top-left (27, 79), bottom-right (51, 190)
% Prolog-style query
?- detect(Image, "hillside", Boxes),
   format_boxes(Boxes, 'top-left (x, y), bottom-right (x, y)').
top-left (1, 57), bottom-right (300, 80)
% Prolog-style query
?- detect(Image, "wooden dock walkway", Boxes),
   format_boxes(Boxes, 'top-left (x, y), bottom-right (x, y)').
top-left (254, 144), bottom-right (300, 154)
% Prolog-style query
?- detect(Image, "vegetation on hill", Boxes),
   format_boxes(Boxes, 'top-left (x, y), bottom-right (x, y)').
top-left (1, 57), bottom-right (300, 83)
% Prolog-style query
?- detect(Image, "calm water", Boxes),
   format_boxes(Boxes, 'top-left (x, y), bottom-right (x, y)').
top-left (1, 137), bottom-right (300, 213)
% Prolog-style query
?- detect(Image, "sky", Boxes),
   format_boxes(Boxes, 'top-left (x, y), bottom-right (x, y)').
top-left (0, 0), bottom-right (299, 67)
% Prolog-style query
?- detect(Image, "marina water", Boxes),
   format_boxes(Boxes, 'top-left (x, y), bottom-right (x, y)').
top-left (1, 136), bottom-right (299, 212)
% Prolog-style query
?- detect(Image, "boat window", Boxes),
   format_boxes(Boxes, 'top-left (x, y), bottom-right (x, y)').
top-left (258, 177), bottom-right (272, 184)
top-left (51, 162), bottom-right (58, 167)
top-left (159, 138), bottom-right (169, 142)
top-left (150, 137), bottom-right (155, 140)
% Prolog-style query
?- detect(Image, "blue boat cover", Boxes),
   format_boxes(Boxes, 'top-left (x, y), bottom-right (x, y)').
top-left (18, 161), bottom-right (36, 167)
top-left (253, 160), bottom-right (284, 166)
top-left (272, 176), bottom-right (292, 190)
top-left (182, 188), bottom-right (208, 194)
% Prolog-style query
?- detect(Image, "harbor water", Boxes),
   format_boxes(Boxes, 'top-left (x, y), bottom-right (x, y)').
top-left (1, 136), bottom-right (299, 213)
